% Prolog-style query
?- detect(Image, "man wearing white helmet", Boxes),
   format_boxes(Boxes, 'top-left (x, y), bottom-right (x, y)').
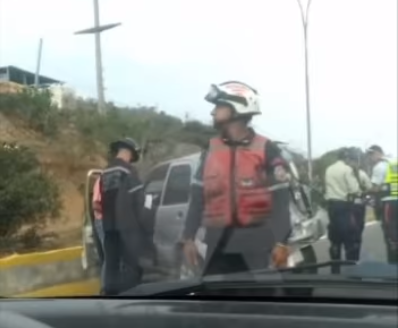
top-left (182, 81), bottom-right (292, 276)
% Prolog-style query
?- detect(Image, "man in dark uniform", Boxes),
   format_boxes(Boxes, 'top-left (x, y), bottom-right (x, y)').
top-left (100, 137), bottom-right (145, 295)
top-left (182, 81), bottom-right (292, 276)
top-left (345, 148), bottom-right (372, 262)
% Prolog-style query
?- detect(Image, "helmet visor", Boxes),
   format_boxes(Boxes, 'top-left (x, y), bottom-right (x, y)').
top-left (204, 84), bottom-right (248, 106)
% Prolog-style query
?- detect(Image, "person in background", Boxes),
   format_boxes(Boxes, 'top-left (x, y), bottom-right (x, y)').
top-left (345, 148), bottom-right (372, 262)
top-left (366, 145), bottom-right (398, 264)
top-left (324, 148), bottom-right (361, 273)
top-left (182, 81), bottom-right (291, 277)
top-left (92, 176), bottom-right (105, 292)
top-left (100, 137), bottom-right (145, 295)
top-left (367, 146), bottom-right (386, 223)
top-left (93, 177), bottom-right (104, 241)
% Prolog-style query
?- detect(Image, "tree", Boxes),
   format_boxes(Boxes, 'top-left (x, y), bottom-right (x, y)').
top-left (0, 143), bottom-right (61, 247)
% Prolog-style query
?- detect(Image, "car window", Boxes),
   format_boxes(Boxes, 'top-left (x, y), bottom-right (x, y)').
top-left (163, 164), bottom-right (191, 205)
top-left (144, 163), bottom-right (170, 199)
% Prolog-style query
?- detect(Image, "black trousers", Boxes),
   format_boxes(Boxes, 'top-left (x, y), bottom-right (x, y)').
top-left (203, 228), bottom-right (269, 274)
top-left (102, 230), bottom-right (143, 295)
top-left (202, 236), bottom-right (274, 297)
top-left (327, 200), bottom-right (360, 273)
top-left (382, 200), bottom-right (398, 264)
top-left (203, 249), bottom-right (270, 276)
top-left (352, 203), bottom-right (366, 246)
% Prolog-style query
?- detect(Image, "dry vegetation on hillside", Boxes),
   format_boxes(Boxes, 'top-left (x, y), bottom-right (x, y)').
top-left (0, 89), bottom-right (211, 254)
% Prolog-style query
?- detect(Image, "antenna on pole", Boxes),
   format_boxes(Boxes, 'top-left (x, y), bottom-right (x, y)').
top-left (34, 38), bottom-right (43, 87)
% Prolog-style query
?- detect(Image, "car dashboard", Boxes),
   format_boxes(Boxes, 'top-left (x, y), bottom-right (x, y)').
top-left (1, 297), bottom-right (396, 328)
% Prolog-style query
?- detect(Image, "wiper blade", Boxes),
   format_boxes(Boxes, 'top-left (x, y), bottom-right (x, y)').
top-left (245, 260), bottom-right (357, 275)
top-left (124, 261), bottom-right (397, 297)
top-left (207, 260), bottom-right (397, 283)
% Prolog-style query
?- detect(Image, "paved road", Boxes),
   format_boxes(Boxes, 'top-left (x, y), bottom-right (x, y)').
top-left (313, 220), bottom-right (388, 273)
top-left (310, 221), bottom-right (398, 298)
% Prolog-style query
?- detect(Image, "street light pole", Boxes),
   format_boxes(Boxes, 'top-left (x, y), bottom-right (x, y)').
top-left (296, 0), bottom-right (313, 184)
top-left (74, 0), bottom-right (121, 115)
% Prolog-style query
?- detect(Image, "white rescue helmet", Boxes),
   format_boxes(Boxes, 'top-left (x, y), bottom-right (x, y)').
top-left (204, 81), bottom-right (261, 117)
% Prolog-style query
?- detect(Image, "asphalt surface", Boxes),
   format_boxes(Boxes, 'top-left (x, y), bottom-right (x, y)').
top-left (313, 220), bottom-right (387, 272)
top-left (310, 220), bottom-right (398, 298)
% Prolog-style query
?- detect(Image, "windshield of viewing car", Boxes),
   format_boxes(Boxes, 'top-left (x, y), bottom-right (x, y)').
top-left (0, 0), bottom-right (396, 299)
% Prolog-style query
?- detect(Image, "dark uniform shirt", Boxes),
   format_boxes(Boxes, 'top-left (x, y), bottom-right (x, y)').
top-left (183, 133), bottom-right (292, 254)
top-left (101, 158), bottom-right (145, 233)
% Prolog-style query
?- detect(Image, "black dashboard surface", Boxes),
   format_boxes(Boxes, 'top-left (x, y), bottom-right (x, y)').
top-left (0, 298), bottom-right (397, 328)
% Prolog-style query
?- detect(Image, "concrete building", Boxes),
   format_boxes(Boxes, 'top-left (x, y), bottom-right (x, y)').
top-left (0, 66), bottom-right (77, 109)
top-left (0, 65), bottom-right (61, 87)
top-left (48, 84), bottom-right (77, 109)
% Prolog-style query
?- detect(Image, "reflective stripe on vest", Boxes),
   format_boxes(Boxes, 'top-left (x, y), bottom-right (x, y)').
top-left (202, 135), bottom-right (273, 227)
top-left (384, 160), bottom-right (398, 197)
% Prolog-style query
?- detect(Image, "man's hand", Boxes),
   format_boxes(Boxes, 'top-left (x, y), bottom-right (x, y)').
top-left (272, 243), bottom-right (290, 268)
top-left (183, 239), bottom-right (200, 268)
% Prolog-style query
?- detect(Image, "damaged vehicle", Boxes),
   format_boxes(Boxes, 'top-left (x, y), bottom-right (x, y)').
top-left (81, 143), bottom-right (326, 282)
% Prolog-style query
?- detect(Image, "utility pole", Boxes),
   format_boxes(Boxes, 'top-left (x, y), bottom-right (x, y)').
top-left (74, 0), bottom-right (121, 114)
top-left (296, 0), bottom-right (313, 184)
top-left (93, 0), bottom-right (105, 114)
top-left (34, 38), bottom-right (43, 87)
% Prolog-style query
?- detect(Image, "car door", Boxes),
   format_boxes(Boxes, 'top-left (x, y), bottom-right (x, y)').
top-left (143, 163), bottom-right (170, 207)
top-left (81, 169), bottom-right (103, 270)
top-left (153, 161), bottom-right (192, 269)
top-left (142, 163), bottom-right (170, 270)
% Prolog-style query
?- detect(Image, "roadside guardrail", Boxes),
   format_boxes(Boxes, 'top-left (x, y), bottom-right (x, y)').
top-left (0, 246), bottom-right (99, 297)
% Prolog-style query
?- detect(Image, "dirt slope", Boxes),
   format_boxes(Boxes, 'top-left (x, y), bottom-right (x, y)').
top-left (0, 113), bottom-right (106, 249)
top-left (0, 113), bottom-right (201, 250)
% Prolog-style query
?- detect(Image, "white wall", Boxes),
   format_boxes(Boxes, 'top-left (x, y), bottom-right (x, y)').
top-left (48, 84), bottom-right (76, 109)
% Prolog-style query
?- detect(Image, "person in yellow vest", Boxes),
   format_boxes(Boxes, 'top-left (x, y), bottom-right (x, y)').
top-left (366, 145), bottom-right (398, 264)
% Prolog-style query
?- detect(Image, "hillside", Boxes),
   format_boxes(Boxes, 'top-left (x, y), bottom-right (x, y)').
top-left (0, 113), bottom-right (98, 249)
top-left (0, 90), bottom-right (207, 252)
top-left (0, 111), bottom-right (203, 251)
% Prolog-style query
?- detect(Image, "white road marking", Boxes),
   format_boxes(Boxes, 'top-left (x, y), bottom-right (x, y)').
top-left (319, 220), bottom-right (378, 241)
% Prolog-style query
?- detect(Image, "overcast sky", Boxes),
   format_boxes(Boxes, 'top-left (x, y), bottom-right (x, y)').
top-left (0, 0), bottom-right (396, 156)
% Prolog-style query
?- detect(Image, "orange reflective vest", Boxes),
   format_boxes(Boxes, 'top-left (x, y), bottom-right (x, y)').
top-left (203, 135), bottom-right (273, 227)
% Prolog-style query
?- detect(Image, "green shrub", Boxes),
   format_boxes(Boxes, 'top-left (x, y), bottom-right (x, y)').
top-left (0, 143), bottom-right (61, 244)
top-left (0, 88), bottom-right (60, 136)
